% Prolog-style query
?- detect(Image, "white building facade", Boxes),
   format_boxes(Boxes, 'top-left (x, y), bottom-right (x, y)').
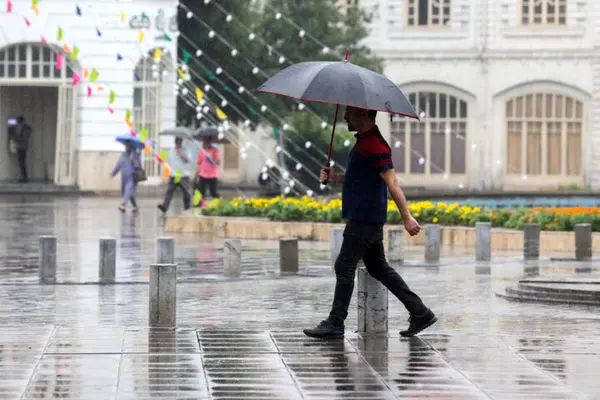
top-left (357, 0), bottom-right (598, 190)
top-left (0, 0), bottom-right (177, 191)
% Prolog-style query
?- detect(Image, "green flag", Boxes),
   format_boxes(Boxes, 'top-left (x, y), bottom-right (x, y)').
top-left (159, 150), bottom-right (167, 161)
top-left (183, 49), bottom-right (190, 64)
top-left (248, 106), bottom-right (258, 116)
top-left (125, 109), bottom-right (131, 121)
top-left (204, 68), bottom-right (215, 81)
top-left (57, 27), bottom-right (63, 41)
top-left (109, 90), bottom-right (115, 104)
top-left (89, 68), bottom-right (99, 82)
top-left (139, 128), bottom-right (148, 141)
top-left (163, 33), bottom-right (172, 42)
top-left (193, 189), bottom-right (202, 206)
top-left (141, 12), bottom-right (149, 20)
top-left (223, 85), bottom-right (232, 93)
top-left (272, 125), bottom-right (279, 139)
top-left (70, 46), bottom-right (80, 61)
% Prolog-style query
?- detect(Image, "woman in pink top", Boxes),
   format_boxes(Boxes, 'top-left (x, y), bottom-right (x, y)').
top-left (196, 138), bottom-right (221, 202)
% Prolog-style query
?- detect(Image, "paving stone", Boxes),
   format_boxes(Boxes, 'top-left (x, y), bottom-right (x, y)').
top-left (122, 328), bottom-right (201, 353)
top-left (45, 326), bottom-right (125, 354)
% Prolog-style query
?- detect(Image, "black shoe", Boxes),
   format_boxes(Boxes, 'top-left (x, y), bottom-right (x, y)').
top-left (157, 204), bottom-right (166, 213)
top-left (400, 309), bottom-right (437, 337)
top-left (303, 320), bottom-right (344, 338)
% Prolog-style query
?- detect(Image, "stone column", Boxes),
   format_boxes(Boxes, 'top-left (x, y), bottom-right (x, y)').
top-left (357, 267), bottom-right (388, 334)
top-left (157, 237), bottom-right (175, 264)
top-left (523, 224), bottom-right (540, 260)
top-left (476, 222), bottom-right (491, 262)
top-left (99, 237), bottom-right (116, 283)
top-left (223, 239), bottom-right (241, 278)
top-left (424, 224), bottom-right (441, 262)
top-left (575, 223), bottom-right (592, 261)
top-left (39, 235), bottom-right (57, 283)
top-left (387, 227), bottom-right (404, 262)
top-left (330, 228), bottom-right (344, 263)
top-left (279, 238), bottom-right (299, 276)
top-left (149, 264), bottom-right (177, 327)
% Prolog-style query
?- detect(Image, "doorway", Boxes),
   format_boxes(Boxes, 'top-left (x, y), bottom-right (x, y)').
top-left (0, 86), bottom-right (58, 182)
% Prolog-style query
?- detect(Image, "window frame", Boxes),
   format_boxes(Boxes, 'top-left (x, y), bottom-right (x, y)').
top-left (519, 0), bottom-right (568, 28)
top-left (405, 0), bottom-right (452, 29)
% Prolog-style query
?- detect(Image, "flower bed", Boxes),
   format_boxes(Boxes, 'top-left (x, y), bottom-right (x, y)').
top-left (198, 197), bottom-right (600, 231)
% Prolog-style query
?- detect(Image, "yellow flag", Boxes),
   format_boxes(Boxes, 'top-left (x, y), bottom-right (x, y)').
top-left (195, 87), bottom-right (204, 102)
top-left (120, 11), bottom-right (125, 22)
top-left (177, 68), bottom-right (185, 78)
top-left (138, 32), bottom-right (144, 44)
top-left (216, 107), bottom-right (227, 120)
top-left (153, 48), bottom-right (162, 62)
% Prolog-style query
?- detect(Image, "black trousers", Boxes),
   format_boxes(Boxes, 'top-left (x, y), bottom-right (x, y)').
top-left (328, 220), bottom-right (428, 326)
top-left (17, 149), bottom-right (27, 181)
top-left (197, 177), bottom-right (219, 199)
top-left (161, 177), bottom-right (191, 211)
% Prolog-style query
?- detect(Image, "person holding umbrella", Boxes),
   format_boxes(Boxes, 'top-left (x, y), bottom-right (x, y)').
top-left (195, 127), bottom-right (223, 203)
top-left (157, 136), bottom-right (193, 214)
top-left (111, 136), bottom-right (144, 213)
top-left (258, 51), bottom-right (437, 338)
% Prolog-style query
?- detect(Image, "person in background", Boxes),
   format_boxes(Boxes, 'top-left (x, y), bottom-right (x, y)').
top-left (196, 137), bottom-right (221, 203)
top-left (158, 136), bottom-right (192, 214)
top-left (10, 116), bottom-right (32, 183)
top-left (111, 140), bottom-right (141, 213)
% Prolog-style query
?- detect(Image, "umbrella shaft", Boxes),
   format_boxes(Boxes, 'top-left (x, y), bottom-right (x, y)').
top-left (326, 104), bottom-right (340, 165)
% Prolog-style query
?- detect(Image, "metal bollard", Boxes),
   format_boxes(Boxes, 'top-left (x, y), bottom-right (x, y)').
top-left (387, 227), bottom-right (404, 263)
top-left (157, 237), bottom-right (175, 264)
top-left (223, 239), bottom-right (241, 278)
top-left (99, 237), bottom-right (117, 283)
top-left (476, 222), bottom-right (491, 262)
top-left (575, 223), bottom-right (592, 261)
top-left (523, 224), bottom-right (540, 260)
top-left (424, 224), bottom-right (441, 262)
top-left (279, 238), bottom-right (299, 276)
top-left (39, 235), bottom-right (57, 283)
top-left (330, 228), bottom-right (344, 263)
top-left (149, 264), bottom-right (177, 327)
top-left (357, 266), bottom-right (388, 334)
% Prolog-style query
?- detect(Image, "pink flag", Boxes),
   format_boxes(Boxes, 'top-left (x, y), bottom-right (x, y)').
top-left (107, 106), bottom-right (114, 114)
top-left (24, 17), bottom-right (30, 26)
top-left (72, 72), bottom-right (81, 86)
top-left (55, 53), bottom-right (63, 70)
top-left (129, 128), bottom-right (136, 136)
top-left (40, 36), bottom-right (47, 44)
top-left (87, 85), bottom-right (92, 98)
top-left (7, 0), bottom-right (12, 12)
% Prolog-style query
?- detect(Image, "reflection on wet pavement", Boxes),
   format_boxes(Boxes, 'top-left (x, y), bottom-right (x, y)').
top-left (0, 196), bottom-right (599, 399)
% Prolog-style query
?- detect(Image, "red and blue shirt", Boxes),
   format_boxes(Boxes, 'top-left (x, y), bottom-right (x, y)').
top-left (342, 125), bottom-right (393, 224)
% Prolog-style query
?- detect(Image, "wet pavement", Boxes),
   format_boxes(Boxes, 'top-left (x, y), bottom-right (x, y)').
top-left (0, 196), bottom-right (599, 399)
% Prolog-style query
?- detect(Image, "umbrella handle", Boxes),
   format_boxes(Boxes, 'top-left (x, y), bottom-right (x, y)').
top-left (322, 105), bottom-right (341, 186)
top-left (320, 161), bottom-right (331, 185)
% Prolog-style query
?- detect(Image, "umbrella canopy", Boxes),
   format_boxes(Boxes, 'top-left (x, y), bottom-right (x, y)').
top-left (115, 134), bottom-right (145, 149)
top-left (193, 126), bottom-right (230, 144)
top-left (257, 58), bottom-right (418, 119)
top-left (159, 127), bottom-right (195, 138)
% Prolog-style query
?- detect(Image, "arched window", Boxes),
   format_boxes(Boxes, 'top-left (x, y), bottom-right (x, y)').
top-left (133, 49), bottom-right (169, 177)
top-left (391, 90), bottom-right (468, 177)
top-left (0, 42), bottom-right (74, 80)
top-left (505, 93), bottom-right (583, 177)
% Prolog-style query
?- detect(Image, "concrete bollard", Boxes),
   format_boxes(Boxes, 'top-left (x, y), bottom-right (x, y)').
top-left (157, 237), bottom-right (175, 264)
top-left (149, 264), bottom-right (177, 327)
top-left (39, 235), bottom-right (57, 283)
top-left (424, 224), bottom-right (441, 262)
top-left (387, 227), bottom-right (404, 262)
top-left (330, 228), bottom-right (344, 262)
top-left (99, 237), bottom-right (117, 283)
top-left (476, 222), bottom-right (491, 262)
top-left (523, 224), bottom-right (540, 260)
top-left (279, 238), bottom-right (299, 276)
top-left (575, 223), bottom-right (592, 261)
top-left (357, 267), bottom-right (388, 334)
top-left (223, 239), bottom-right (241, 278)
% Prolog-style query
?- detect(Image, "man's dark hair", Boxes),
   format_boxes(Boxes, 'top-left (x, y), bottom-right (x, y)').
top-left (16, 116), bottom-right (24, 124)
top-left (367, 110), bottom-right (377, 121)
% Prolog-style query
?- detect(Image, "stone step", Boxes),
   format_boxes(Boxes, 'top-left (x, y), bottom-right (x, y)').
top-left (517, 282), bottom-right (600, 301)
top-left (497, 288), bottom-right (600, 307)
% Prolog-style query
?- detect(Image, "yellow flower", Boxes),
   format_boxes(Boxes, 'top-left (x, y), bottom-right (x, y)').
top-left (433, 217), bottom-right (439, 223)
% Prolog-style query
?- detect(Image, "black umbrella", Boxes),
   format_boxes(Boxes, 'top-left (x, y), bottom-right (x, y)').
top-left (193, 126), bottom-right (230, 144)
top-left (257, 50), bottom-right (418, 183)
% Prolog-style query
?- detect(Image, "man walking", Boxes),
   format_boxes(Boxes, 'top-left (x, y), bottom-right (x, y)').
top-left (304, 106), bottom-right (437, 339)
top-left (11, 116), bottom-right (32, 182)
top-left (158, 137), bottom-right (192, 214)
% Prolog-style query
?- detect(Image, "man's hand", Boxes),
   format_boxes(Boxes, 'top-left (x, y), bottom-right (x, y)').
top-left (319, 167), bottom-right (332, 183)
top-left (403, 215), bottom-right (421, 236)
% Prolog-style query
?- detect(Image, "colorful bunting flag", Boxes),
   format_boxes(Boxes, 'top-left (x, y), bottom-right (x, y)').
top-left (89, 68), bottom-right (99, 82)
top-left (87, 85), bottom-right (92, 98)
top-left (55, 53), bottom-right (63, 70)
top-left (96, 28), bottom-right (102, 37)
top-left (31, 0), bottom-right (38, 5)
top-left (24, 17), bottom-right (30, 26)
top-left (248, 106), bottom-right (258, 116)
top-left (32, 6), bottom-right (39, 16)
top-left (134, 72), bottom-right (141, 81)
top-left (76, 5), bottom-right (81, 15)
top-left (141, 12), bottom-right (148, 20)
top-left (195, 88), bottom-right (204, 102)
top-left (57, 27), bottom-right (63, 41)
top-left (193, 189), bottom-right (202, 206)
top-left (72, 72), bottom-right (80, 86)
top-left (109, 90), bottom-right (115, 104)
top-left (144, 142), bottom-right (152, 154)
top-left (97, 85), bottom-right (104, 92)
top-left (177, 68), bottom-right (185, 78)
top-left (6, 0), bottom-right (12, 13)
top-left (120, 11), bottom-right (125, 22)
top-left (139, 128), bottom-right (148, 141)
top-left (153, 48), bottom-right (162, 62)
top-left (83, 67), bottom-right (89, 79)
top-left (272, 125), bottom-right (279, 139)
top-left (107, 106), bottom-right (114, 114)
top-left (223, 85), bottom-right (233, 93)
top-left (70, 46), bottom-right (79, 61)
top-left (40, 36), bottom-right (47, 44)
top-left (138, 32), bottom-right (144, 44)
top-left (204, 68), bottom-right (216, 81)
top-left (159, 150), bottom-right (167, 161)
top-left (163, 33), bottom-right (172, 42)
top-left (62, 43), bottom-right (70, 53)
top-left (117, 53), bottom-right (123, 61)
top-left (183, 50), bottom-right (190, 64)
top-left (125, 109), bottom-right (131, 121)
top-left (129, 128), bottom-right (136, 136)
top-left (216, 107), bottom-right (227, 120)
